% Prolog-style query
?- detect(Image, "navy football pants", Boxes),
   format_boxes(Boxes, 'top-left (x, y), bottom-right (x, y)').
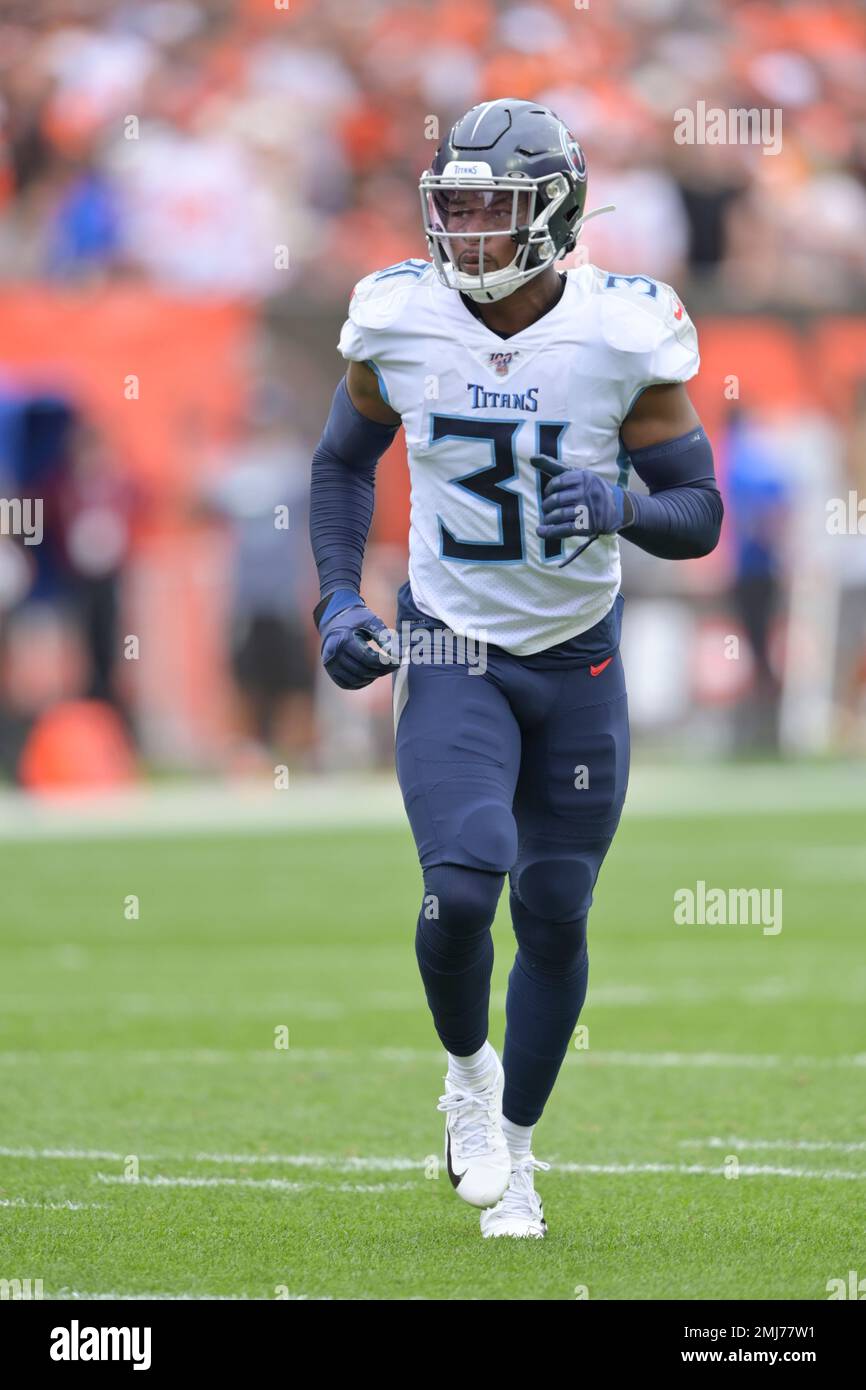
top-left (393, 646), bottom-right (630, 1126)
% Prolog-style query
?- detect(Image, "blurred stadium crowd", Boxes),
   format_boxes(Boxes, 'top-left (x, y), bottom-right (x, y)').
top-left (1, 0), bottom-right (866, 303)
top-left (0, 0), bottom-right (865, 786)
top-left (1, 0), bottom-right (865, 303)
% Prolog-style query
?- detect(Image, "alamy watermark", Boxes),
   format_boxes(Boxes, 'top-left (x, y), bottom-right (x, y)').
top-left (376, 622), bottom-right (488, 675)
top-left (827, 1270), bottom-right (866, 1299)
top-left (0, 497), bottom-right (42, 545)
top-left (1, 1276), bottom-right (43, 1299)
top-left (826, 492), bottom-right (866, 534)
top-left (50, 1321), bottom-right (151, 1370)
top-left (674, 880), bottom-right (782, 935)
top-left (674, 101), bottom-right (782, 156)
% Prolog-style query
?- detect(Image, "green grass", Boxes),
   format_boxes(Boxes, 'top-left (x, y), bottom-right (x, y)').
top-left (1, 797), bottom-right (864, 1300)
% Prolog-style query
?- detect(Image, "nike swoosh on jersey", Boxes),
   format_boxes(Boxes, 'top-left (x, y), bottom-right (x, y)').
top-left (589, 657), bottom-right (613, 677)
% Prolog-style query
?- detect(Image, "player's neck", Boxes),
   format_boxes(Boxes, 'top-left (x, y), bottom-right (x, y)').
top-left (465, 268), bottom-right (566, 339)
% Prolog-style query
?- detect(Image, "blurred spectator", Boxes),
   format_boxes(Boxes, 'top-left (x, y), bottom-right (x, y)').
top-left (0, 397), bottom-right (138, 774)
top-left (57, 419), bottom-right (138, 708)
top-left (723, 408), bottom-right (791, 749)
top-left (198, 390), bottom-right (318, 769)
top-left (45, 157), bottom-right (123, 279)
top-left (836, 379), bottom-right (866, 745)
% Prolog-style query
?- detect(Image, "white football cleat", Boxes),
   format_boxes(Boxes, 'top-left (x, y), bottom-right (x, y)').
top-left (437, 1049), bottom-right (511, 1208)
top-left (480, 1154), bottom-right (551, 1238)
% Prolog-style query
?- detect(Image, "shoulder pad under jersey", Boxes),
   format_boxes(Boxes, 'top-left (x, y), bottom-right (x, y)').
top-left (590, 267), bottom-right (699, 387)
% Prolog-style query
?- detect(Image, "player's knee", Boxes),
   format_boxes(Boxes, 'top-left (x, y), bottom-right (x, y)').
top-left (514, 857), bottom-right (594, 924)
top-left (511, 882), bottom-right (589, 974)
top-left (457, 800), bottom-right (517, 874)
top-left (421, 863), bottom-right (502, 937)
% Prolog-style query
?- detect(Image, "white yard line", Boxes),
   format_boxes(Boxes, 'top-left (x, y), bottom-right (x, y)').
top-left (47, 1290), bottom-right (329, 1300)
top-left (4, 981), bottom-right (859, 1015)
top-left (548, 1162), bottom-right (866, 1181)
top-left (93, 1174), bottom-right (418, 1193)
top-left (0, 1047), bottom-right (864, 1068)
top-left (0, 1197), bottom-right (104, 1210)
top-left (569, 1050), bottom-right (866, 1068)
top-left (192, 1153), bottom-right (420, 1170)
top-left (2, 1147), bottom-right (864, 1183)
top-left (0, 1146), bottom-right (134, 1160)
top-left (88, 1166), bottom-right (866, 1187)
top-left (0, 1147), bottom-right (417, 1169)
top-left (681, 1137), bottom-right (866, 1153)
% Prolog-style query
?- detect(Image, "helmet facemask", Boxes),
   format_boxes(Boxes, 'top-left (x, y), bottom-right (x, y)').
top-left (419, 163), bottom-right (580, 304)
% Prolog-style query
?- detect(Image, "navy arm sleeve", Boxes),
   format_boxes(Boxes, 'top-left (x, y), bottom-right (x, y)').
top-left (309, 375), bottom-right (400, 598)
top-left (619, 426), bottom-right (723, 559)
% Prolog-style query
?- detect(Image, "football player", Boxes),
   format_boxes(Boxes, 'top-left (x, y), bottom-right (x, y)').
top-left (309, 99), bottom-right (723, 1238)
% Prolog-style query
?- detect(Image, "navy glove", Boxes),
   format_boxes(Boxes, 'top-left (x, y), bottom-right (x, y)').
top-left (532, 456), bottom-right (632, 539)
top-left (531, 455), bottom-right (634, 568)
top-left (314, 588), bottom-right (400, 690)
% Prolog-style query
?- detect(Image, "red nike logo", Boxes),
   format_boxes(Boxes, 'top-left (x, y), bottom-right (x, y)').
top-left (673, 301), bottom-right (683, 320)
top-left (590, 657), bottom-right (613, 677)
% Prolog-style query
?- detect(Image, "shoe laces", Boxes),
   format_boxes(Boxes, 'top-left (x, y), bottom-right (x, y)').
top-left (436, 1074), bottom-right (502, 1157)
top-left (495, 1155), bottom-right (551, 1219)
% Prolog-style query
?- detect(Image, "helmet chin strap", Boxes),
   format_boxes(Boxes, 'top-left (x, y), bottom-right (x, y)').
top-left (571, 204), bottom-right (616, 237)
top-left (455, 258), bottom-right (551, 304)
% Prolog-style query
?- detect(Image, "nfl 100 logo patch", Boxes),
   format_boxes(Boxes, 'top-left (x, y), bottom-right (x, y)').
top-left (488, 350), bottom-right (520, 378)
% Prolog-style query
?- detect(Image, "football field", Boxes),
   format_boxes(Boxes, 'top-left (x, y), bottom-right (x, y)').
top-left (1, 765), bottom-right (864, 1301)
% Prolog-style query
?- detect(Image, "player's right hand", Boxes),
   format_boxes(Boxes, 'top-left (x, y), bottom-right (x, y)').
top-left (314, 589), bottom-right (400, 690)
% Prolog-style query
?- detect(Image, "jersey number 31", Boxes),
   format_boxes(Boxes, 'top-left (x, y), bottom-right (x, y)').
top-left (432, 414), bottom-right (568, 564)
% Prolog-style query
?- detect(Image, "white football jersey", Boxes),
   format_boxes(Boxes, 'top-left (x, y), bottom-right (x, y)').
top-left (338, 259), bottom-right (699, 655)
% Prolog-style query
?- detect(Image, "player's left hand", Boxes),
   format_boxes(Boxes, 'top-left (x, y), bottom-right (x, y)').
top-left (531, 456), bottom-right (629, 540)
top-left (315, 589), bottom-right (401, 690)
